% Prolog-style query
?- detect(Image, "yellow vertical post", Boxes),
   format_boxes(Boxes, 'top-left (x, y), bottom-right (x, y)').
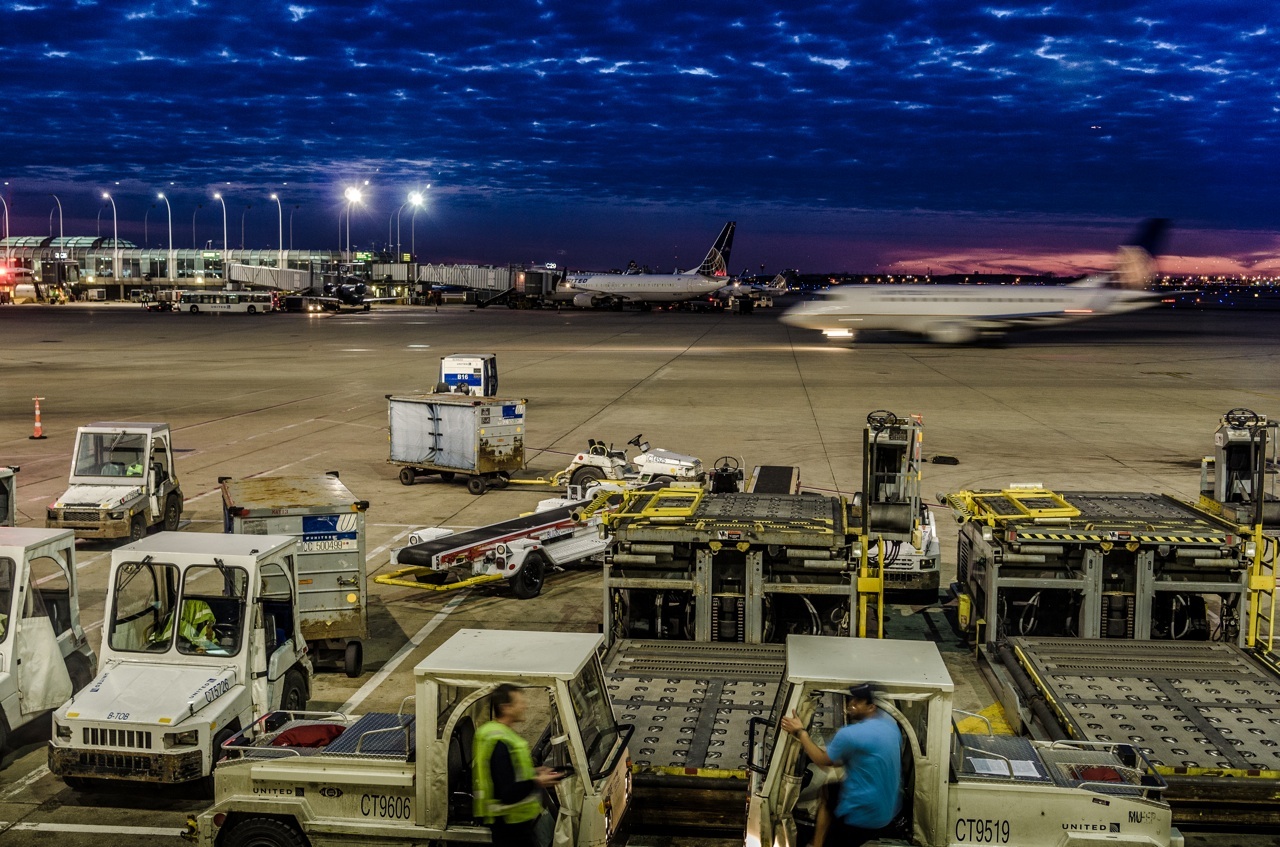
top-left (1248, 523), bottom-right (1277, 652)
top-left (856, 535), bottom-right (885, 638)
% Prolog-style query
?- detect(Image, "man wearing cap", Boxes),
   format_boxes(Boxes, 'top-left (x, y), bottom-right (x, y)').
top-left (780, 682), bottom-right (902, 847)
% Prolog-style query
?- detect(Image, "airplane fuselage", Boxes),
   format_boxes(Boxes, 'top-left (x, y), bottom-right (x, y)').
top-left (780, 283), bottom-right (1159, 341)
top-left (566, 272), bottom-right (725, 304)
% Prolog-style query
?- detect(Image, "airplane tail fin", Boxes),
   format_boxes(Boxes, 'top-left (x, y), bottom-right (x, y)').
top-left (1072, 218), bottom-right (1170, 289)
top-left (765, 273), bottom-right (788, 294)
top-left (694, 221), bottom-right (736, 277)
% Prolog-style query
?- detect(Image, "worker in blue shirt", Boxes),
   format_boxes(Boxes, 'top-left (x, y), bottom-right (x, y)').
top-left (781, 682), bottom-right (902, 847)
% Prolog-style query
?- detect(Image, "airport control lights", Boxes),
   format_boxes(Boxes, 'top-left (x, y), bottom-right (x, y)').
top-left (157, 193), bottom-right (173, 281)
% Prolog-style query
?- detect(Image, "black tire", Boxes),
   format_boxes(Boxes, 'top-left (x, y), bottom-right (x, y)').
top-left (492, 474), bottom-right (510, 489)
top-left (439, 471), bottom-right (456, 482)
top-left (398, 467), bottom-right (416, 486)
top-left (467, 476), bottom-right (488, 495)
top-left (280, 668), bottom-right (307, 712)
top-left (210, 727), bottom-right (236, 768)
top-left (651, 474), bottom-right (675, 486)
top-left (511, 555), bottom-right (546, 600)
top-left (570, 466), bottom-right (605, 489)
top-left (247, 305), bottom-right (257, 314)
top-left (363, 302), bottom-right (371, 311)
top-left (162, 494), bottom-right (182, 531)
top-left (128, 515), bottom-right (146, 543)
top-left (66, 653), bottom-right (95, 693)
top-left (189, 305), bottom-right (199, 314)
top-left (222, 816), bottom-right (308, 847)
top-left (344, 641), bottom-right (363, 678)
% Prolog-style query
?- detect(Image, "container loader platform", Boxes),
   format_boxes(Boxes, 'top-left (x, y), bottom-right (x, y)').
top-left (947, 473), bottom-right (1280, 825)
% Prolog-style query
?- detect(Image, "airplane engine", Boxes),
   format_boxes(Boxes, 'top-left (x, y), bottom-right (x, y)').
top-left (572, 293), bottom-right (600, 309)
top-left (926, 322), bottom-right (979, 345)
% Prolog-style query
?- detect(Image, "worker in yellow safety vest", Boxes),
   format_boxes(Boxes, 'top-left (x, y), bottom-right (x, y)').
top-left (151, 599), bottom-right (219, 651)
top-left (472, 683), bottom-right (562, 847)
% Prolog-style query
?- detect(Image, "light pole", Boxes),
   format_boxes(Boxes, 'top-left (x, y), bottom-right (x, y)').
top-left (240, 205), bottom-right (251, 250)
top-left (213, 192), bottom-right (228, 276)
top-left (0, 195), bottom-right (9, 270)
top-left (50, 194), bottom-right (63, 245)
top-left (408, 189), bottom-right (425, 261)
top-left (157, 193), bottom-right (173, 281)
top-left (144, 203), bottom-right (155, 248)
top-left (289, 205), bottom-right (298, 251)
top-left (101, 192), bottom-right (119, 281)
top-left (343, 187), bottom-right (362, 264)
top-left (192, 203), bottom-right (202, 250)
top-left (270, 193), bottom-right (283, 269)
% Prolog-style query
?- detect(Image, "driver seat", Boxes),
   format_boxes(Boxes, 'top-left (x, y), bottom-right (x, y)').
top-left (448, 717), bottom-right (477, 824)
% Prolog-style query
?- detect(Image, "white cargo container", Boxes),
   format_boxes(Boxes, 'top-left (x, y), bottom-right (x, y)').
top-left (388, 394), bottom-right (527, 495)
top-left (220, 473), bottom-right (369, 677)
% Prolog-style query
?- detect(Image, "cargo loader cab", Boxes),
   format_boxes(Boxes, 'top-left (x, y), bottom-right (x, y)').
top-left (746, 637), bottom-right (1177, 847)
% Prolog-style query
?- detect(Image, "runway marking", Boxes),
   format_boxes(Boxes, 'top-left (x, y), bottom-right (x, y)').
top-left (0, 821), bottom-right (184, 836)
top-left (0, 765), bottom-right (49, 800)
top-left (337, 591), bottom-right (469, 715)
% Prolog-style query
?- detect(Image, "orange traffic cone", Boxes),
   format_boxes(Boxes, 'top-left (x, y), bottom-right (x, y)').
top-left (29, 396), bottom-right (47, 440)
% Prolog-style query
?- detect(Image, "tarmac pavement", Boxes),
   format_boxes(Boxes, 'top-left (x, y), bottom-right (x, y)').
top-left (0, 298), bottom-right (1277, 844)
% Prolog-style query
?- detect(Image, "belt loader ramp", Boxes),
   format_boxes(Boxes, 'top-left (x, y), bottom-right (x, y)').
top-left (946, 482), bottom-right (1280, 825)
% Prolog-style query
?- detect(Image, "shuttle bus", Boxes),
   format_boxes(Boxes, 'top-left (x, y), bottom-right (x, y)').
top-left (180, 290), bottom-right (276, 314)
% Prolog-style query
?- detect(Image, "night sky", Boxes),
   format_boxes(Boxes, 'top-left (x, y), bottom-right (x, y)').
top-left (2, 1), bottom-right (1277, 275)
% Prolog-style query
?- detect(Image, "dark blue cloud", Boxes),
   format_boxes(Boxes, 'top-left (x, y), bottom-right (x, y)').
top-left (1, 0), bottom-right (1278, 270)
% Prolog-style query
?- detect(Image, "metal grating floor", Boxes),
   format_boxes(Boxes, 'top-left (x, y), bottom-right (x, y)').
top-left (1012, 638), bottom-right (1280, 772)
top-left (605, 640), bottom-right (785, 771)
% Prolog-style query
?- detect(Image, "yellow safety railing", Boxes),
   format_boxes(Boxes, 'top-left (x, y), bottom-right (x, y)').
top-left (856, 535), bottom-right (884, 638)
top-left (1247, 525), bottom-right (1278, 653)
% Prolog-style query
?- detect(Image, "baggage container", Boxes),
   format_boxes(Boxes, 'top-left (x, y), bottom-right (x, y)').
top-left (220, 472), bottom-right (368, 677)
top-left (388, 394), bottom-right (526, 495)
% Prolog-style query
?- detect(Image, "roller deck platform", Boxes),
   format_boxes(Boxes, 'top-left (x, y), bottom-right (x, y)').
top-left (993, 637), bottom-right (1280, 826)
top-left (602, 639), bottom-right (786, 831)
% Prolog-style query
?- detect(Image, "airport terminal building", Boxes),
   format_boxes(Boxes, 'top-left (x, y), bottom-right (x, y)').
top-left (0, 235), bottom-right (542, 303)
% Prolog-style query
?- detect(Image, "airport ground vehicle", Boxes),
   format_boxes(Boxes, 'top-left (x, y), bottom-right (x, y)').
top-left (189, 628), bottom-right (632, 847)
top-left (0, 527), bottom-right (97, 752)
top-left (49, 532), bottom-right (313, 787)
top-left (181, 290), bottom-right (276, 314)
top-left (746, 637), bottom-right (1178, 847)
top-left (1195, 407), bottom-right (1279, 527)
top-left (943, 409), bottom-right (1280, 825)
top-left (388, 394), bottom-right (526, 495)
top-left (220, 473), bottom-right (369, 677)
top-left (46, 422), bottom-right (183, 540)
top-left (377, 490), bottom-right (615, 599)
top-left (435, 352), bottom-right (498, 395)
top-left (1, 466), bottom-right (16, 526)
top-left (142, 289), bottom-right (183, 312)
top-left (557, 434), bottom-right (703, 490)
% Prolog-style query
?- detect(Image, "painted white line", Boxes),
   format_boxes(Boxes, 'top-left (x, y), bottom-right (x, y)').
top-left (337, 591), bottom-right (469, 715)
top-left (0, 765), bottom-right (49, 800)
top-left (1, 821), bottom-right (185, 836)
top-left (366, 528), bottom-right (413, 564)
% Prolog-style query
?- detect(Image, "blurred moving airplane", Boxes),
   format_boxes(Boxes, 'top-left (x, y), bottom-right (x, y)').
top-left (780, 219), bottom-right (1170, 343)
top-left (563, 222), bottom-right (736, 309)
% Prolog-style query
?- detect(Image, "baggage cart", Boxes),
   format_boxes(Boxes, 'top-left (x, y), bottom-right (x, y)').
top-left (220, 472), bottom-right (369, 677)
top-left (388, 394), bottom-right (526, 495)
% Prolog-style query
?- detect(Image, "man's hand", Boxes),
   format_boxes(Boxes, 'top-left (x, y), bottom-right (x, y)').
top-left (534, 766), bottom-right (562, 788)
top-left (780, 711), bottom-right (805, 737)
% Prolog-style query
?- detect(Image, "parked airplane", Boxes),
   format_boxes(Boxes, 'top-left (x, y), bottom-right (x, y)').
top-left (563, 221), bottom-right (736, 309)
top-left (297, 276), bottom-right (399, 311)
top-left (715, 272), bottom-right (790, 303)
top-left (780, 219), bottom-right (1170, 343)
